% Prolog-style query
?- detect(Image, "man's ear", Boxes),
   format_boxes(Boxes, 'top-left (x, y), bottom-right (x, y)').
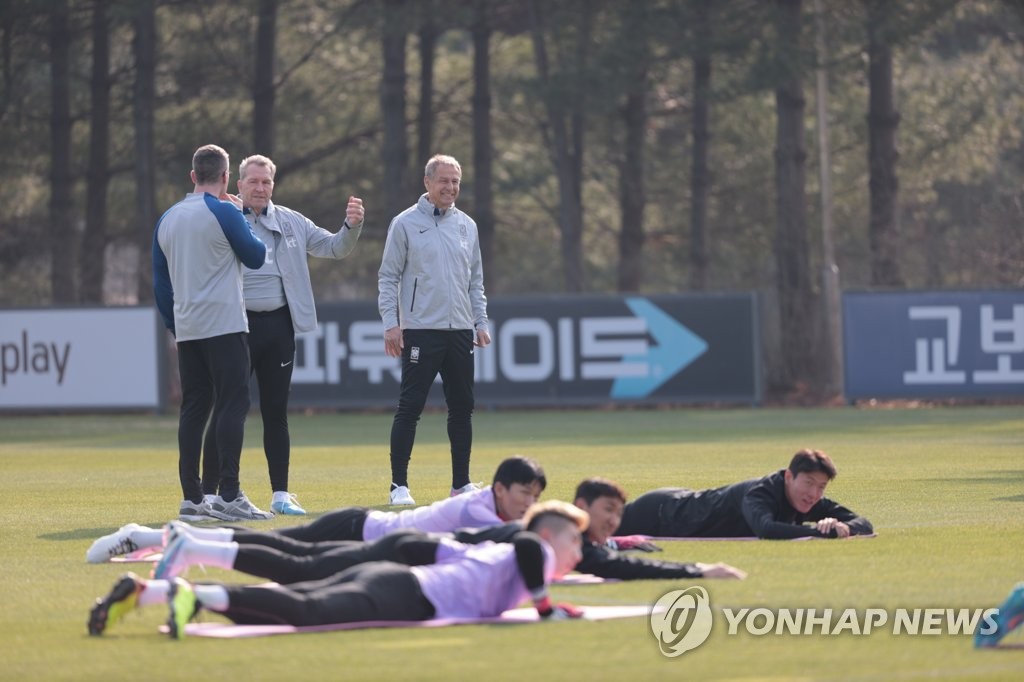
top-left (573, 497), bottom-right (587, 511)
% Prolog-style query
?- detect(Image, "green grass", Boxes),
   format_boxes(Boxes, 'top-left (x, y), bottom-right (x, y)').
top-left (1, 406), bottom-right (1022, 681)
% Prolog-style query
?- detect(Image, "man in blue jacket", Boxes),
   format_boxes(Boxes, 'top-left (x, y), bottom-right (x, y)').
top-left (201, 155), bottom-right (365, 517)
top-left (378, 154), bottom-right (490, 506)
top-left (153, 144), bottom-right (268, 523)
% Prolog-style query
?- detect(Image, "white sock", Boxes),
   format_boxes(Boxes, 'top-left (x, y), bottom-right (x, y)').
top-left (185, 538), bottom-right (239, 571)
top-left (193, 584), bottom-right (229, 612)
top-left (132, 528), bottom-right (164, 549)
top-left (138, 580), bottom-right (169, 607)
top-left (176, 525), bottom-right (234, 543)
top-left (272, 491), bottom-right (290, 503)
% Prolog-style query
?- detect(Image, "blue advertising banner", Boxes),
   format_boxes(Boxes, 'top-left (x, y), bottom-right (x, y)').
top-left (284, 293), bottom-right (760, 408)
top-left (843, 291), bottom-right (1024, 400)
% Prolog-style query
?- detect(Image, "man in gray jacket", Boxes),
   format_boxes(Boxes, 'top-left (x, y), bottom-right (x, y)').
top-left (378, 154), bottom-right (490, 506)
top-left (202, 154), bottom-right (365, 517)
top-left (153, 144), bottom-right (267, 523)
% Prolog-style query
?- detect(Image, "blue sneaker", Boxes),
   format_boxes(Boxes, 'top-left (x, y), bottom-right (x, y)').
top-left (167, 577), bottom-right (198, 640)
top-left (152, 533), bottom-right (189, 580)
top-left (271, 492), bottom-right (307, 515)
top-left (976, 583), bottom-right (1024, 648)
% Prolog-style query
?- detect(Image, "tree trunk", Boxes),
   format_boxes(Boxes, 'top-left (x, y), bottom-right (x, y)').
top-left (472, 0), bottom-right (495, 292)
top-left (688, 0), bottom-right (712, 291)
top-left (253, 0), bottom-right (277, 156)
top-left (133, 0), bottom-right (157, 304)
top-left (82, 0), bottom-right (110, 304)
top-left (381, 0), bottom-right (410, 221)
top-left (49, 0), bottom-right (75, 304)
top-left (616, 4), bottom-right (649, 293)
top-left (527, 0), bottom-right (587, 292)
top-left (773, 0), bottom-right (816, 392)
top-left (865, 0), bottom-right (903, 287)
top-left (416, 0), bottom-right (435, 168)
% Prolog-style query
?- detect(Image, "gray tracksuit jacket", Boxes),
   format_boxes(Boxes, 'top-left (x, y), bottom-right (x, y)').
top-left (153, 192), bottom-right (266, 342)
top-left (244, 200), bottom-right (362, 334)
top-left (377, 194), bottom-right (488, 333)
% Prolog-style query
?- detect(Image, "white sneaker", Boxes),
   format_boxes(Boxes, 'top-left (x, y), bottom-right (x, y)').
top-left (86, 523), bottom-right (150, 563)
top-left (450, 482), bottom-right (481, 497)
top-left (209, 492), bottom-right (275, 521)
top-left (179, 498), bottom-right (215, 522)
top-left (388, 485), bottom-right (415, 506)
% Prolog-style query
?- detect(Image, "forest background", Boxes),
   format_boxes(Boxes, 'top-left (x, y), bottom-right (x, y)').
top-left (1, 0), bottom-right (1021, 399)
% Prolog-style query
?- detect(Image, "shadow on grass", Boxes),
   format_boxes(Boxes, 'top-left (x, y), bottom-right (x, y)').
top-left (923, 470), bottom-right (1024, 503)
top-left (40, 523), bottom-right (171, 542)
top-left (925, 469), bottom-right (1024, 485)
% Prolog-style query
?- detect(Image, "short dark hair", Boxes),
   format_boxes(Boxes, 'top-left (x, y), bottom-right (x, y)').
top-left (524, 501), bottom-right (588, 533)
top-left (192, 144), bottom-right (229, 184)
top-left (574, 477), bottom-right (627, 505)
top-left (492, 455), bottom-right (547, 491)
top-left (788, 449), bottom-right (837, 480)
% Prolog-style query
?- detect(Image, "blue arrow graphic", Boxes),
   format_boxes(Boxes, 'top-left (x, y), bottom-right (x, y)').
top-left (610, 298), bottom-right (708, 399)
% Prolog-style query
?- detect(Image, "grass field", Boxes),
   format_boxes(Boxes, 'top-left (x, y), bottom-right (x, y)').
top-left (1, 406), bottom-right (1022, 681)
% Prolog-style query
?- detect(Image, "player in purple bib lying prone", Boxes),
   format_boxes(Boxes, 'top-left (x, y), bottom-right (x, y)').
top-left (89, 501), bottom-right (589, 639)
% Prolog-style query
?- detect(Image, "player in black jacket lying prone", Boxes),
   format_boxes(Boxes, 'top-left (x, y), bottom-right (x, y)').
top-left (616, 449), bottom-right (874, 540)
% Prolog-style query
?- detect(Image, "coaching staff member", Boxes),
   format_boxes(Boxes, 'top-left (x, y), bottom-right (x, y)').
top-left (153, 144), bottom-right (266, 522)
top-left (201, 154), bottom-right (365, 517)
top-left (378, 154), bottom-right (490, 506)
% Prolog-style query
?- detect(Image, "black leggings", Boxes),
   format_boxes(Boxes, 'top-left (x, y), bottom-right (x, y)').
top-left (390, 329), bottom-right (475, 489)
top-left (177, 333), bottom-right (251, 503)
top-left (229, 506), bottom-right (368, 553)
top-left (220, 562), bottom-right (435, 626)
top-left (233, 529), bottom-right (442, 583)
top-left (202, 306), bottom-right (295, 495)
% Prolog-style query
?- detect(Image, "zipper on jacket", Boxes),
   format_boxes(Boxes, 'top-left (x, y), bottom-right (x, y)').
top-left (410, 278), bottom-right (418, 312)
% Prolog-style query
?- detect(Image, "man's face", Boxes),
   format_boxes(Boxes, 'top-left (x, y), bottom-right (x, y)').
top-left (574, 495), bottom-right (623, 545)
top-left (493, 480), bottom-right (543, 521)
top-left (424, 164), bottom-right (460, 209)
top-left (539, 524), bottom-right (583, 579)
top-left (783, 470), bottom-right (830, 514)
top-left (238, 163), bottom-right (275, 213)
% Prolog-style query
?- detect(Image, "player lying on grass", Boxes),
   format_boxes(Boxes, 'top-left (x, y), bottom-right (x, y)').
top-left (975, 582), bottom-right (1024, 649)
top-left (570, 477), bottom-right (746, 579)
top-left (88, 501), bottom-right (589, 639)
top-left (614, 449), bottom-right (874, 540)
top-left (140, 477), bottom-right (745, 584)
top-left (87, 455), bottom-right (546, 563)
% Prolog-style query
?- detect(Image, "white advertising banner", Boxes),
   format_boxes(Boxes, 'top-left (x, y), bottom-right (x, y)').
top-left (0, 307), bottom-right (162, 410)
